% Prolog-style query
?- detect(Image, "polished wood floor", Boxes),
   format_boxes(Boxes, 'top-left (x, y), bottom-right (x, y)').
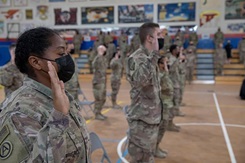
top-left (1, 75), bottom-right (245, 163)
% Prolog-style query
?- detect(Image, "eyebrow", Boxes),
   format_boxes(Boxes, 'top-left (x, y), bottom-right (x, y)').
top-left (56, 46), bottom-right (66, 51)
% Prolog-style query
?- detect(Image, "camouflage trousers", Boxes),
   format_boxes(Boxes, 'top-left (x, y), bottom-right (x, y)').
top-left (74, 43), bottom-right (81, 54)
top-left (186, 66), bottom-right (194, 83)
top-left (111, 79), bottom-right (121, 104)
top-left (89, 60), bottom-right (93, 74)
top-left (216, 63), bottom-right (223, 76)
top-left (240, 51), bottom-right (245, 64)
top-left (180, 74), bottom-right (186, 105)
top-left (157, 107), bottom-right (170, 145)
top-left (173, 88), bottom-right (181, 115)
top-left (93, 83), bottom-right (106, 114)
top-left (127, 120), bottom-right (159, 163)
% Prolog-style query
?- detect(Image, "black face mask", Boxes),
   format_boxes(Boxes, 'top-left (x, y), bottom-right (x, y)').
top-left (176, 53), bottom-right (180, 58)
top-left (37, 54), bottom-right (75, 83)
top-left (103, 51), bottom-right (107, 56)
top-left (167, 64), bottom-right (170, 70)
top-left (158, 38), bottom-right (164, 50)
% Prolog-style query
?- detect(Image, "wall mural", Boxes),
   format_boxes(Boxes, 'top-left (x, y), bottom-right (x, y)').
top-left (118, 4), bottom-right (153, 23)
top-left (54, 8), bottom-right (77, 25)
top-left (81, 6), bottom-right (114, 24)
top-left (225, 0), bottom-right (245, 19)
top-left (158, 2), bottom-right (196, 22)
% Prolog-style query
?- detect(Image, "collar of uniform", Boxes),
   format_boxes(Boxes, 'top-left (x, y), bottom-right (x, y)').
top-left (23, 77), bottom-right (53, 99)
top-left (140, 45), bottom-right (151, 56)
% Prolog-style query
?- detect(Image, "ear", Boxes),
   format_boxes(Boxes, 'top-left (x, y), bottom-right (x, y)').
top-left (146, 35), bottom-right (153, 44)
top-left (28, 56), bottom-right (43, 70)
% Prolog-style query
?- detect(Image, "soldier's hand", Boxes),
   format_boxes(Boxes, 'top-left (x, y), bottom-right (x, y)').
top-left (47, 61), bottom-right (69, 115)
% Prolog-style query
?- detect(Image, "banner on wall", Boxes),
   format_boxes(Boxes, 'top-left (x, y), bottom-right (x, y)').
top-left (225, 0), bottom-right (245, 20)
top-left (118, 4), bottom-right (153, 23)
top-left (54, 8), bottom-right (77, 25)
top-left (227, 23), bottom-right (245, 32)
top-left (0, 0), bottom-right (11, 7)
top-left (81, 6), bottom-right (114, 24)
top-left (158, 2), bottom-right (196, 22)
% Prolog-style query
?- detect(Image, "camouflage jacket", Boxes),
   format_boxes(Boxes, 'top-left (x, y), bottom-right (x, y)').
top-left (0, 77), bottom-right (90, 163)
top-left (186, 53), bottom-right (196, 67)
top-left (168, 55), bottom-right (181, 89)
top-left (92, 55), bottom-right (107, 84)
top-left (214, 31), bottom-right (224, 42)
top-left (215, 48), bottom-right (227, 64)
top-left (164, 35), bottom-right (172, 47)
top-left (110, 58), bottom-right (123, 82)
top-left (0, 63), bottom-right (24, 97)
top-left (159, 70), bottom-right (174, 110)
top-left (126, 45), bottom-right (162, 124)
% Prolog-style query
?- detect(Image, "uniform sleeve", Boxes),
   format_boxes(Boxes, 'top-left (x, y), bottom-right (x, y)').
top-left (129, 57), bottom-right (153, 87)
top-left (0, 66), bottom-right (14, 87)
top-left (3, 109), bottom-right (73, 162)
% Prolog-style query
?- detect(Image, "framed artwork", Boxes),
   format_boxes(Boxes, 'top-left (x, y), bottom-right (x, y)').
top-left (14, 0), bottom-right (28, 7)
top-left (118, 4), bottom-right (153, 23)
top-left (225, 0), bottom-right (245, 20)
top-left (25, 9), bottom-right (33, 20)
top-left (158, 2), bottom-right (196, 22)
top-left (54, 8), bottom-right (77, 25)
top-left (69, 0), bottom-right (86, 2)
top-left (0, 0), bottom-right (11, 7)
top-left (81, 6), bottom-right (114, 24)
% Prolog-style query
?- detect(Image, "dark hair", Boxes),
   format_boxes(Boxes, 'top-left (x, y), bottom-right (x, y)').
top-left (158, 56), bottom-right (165, 65)
top-left (170, 44), bottom-right (177, 53)
top-left (15, 27), bottom-right (60, 74)
top-left (139, 22), bottom-right (159, 45)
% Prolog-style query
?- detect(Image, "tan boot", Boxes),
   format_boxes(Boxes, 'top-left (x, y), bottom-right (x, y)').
top-left (167, 120), bottom-right (180, 132)
top-left (95, 113), bottom-right (105, 120)
top-left (175, 110), bottom-right (185, 117)
top-left (154, 146), bottom-right (167, 158)
top-left (113, 103), bottom-right (122, 109)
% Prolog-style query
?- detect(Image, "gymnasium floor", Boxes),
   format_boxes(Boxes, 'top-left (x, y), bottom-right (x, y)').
top-left (0, 74), bottom-right (244, 163)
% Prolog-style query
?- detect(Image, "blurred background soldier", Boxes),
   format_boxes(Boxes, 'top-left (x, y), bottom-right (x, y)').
top-left (168, 45), bottom-right (183, 131)
top-left (186, 41), bottom-right (197, 56)
top-left (104, 31), bottom-right (113, 46)
top-left (88, 48), bottom-right (96, 74)
top-left (215, 43), bottom-right (227, 76)
top-left (179, 49), bottom-right (187, 107)
top-left (64, 41), bottom-right (80, 103)
top-left (214, 27), bottom-right (224, 49)
top-left (174, 36), bottom-right (183, 47)
top-left (0, 43), bottom-right (24, 97)
top-left (129, 31), bottom-right (140, 53)
top-left (238, 36), bottom-right (245, 64)
top-left (175, 29), bottom-right (185, 45)
top-left (224, 40), bottom-right (233, 64)
top-left (98, 30), bottom-right (105, 45)
top-left (188, 30), bottom-right (198, 46)
top-left (110, 50), bottom-right (123, 109)
top-left (163, 32), bottom-right (172, 54)
top-left (93, 37), bottom-right (101, 52)
top-left (92, 45), bottom-right (108, 120)
top-left (106, 41), bottom-right (117, 67)
top-left (118, 30), bottom-right (127, 48)
top-left (73, 29), bottom-right (83, 55)
top-left (186, 49), bottom-right (196, 84)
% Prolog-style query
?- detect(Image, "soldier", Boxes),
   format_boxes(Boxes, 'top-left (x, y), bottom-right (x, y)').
top-left (126, 22), bottom-right (162, 162)
top-left (98, 30), bottom-right (105, 45)
top-left (88, 48), bottom-right (96, 74)
top-left (104, 31), bottom-right (113, 46)
top-left (106, 41), bottom-right (117, 67)
top-left (187, 41), bottom-right (197, 55)
top-left (156, 56), bottom-right (173, 158)
top-left (186, 49), bottom-right (196, 84)
top-left (189, 30), bottom-right (198, 46)
top-left (110, 50), bottom-right (123, 109)
top-left (215, 43), bottom-right (227, 76)
top-left (73, 29), bottom-right (83, 55)
top-left (238, 36), bottom-right (245, 64)
top-left (118, 30), bottom-right (127, 48)
top-left (93, 37), bottom-right (101, 52)
top-left (214, 27), bottom-right (224, 49)
top-left (129, 31), bottom-right (140, 53)
top-left (92, 45), bottom-right (108, 120)
top-left (179, 49), bottom-right (187, 107)
top-left (64, 41), bottom-right (80, 103)
top-left (163, 32), bottom-right (172, 53)
top-left (174, 36), bottom-right (183, 47)
top-left (0, 43), bottom-right (24, 97)
top-left (0, 27), bottom-right (90, 162)
top-left (175, 29), bottom-right (185, 45)
top-left (168, 45), bottom-right (184, 130)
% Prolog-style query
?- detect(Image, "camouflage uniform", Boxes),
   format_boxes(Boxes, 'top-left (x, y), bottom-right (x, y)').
top-left (238, 39), bottom-right (245, 64)
top-left (93, 39), bottom-right (101, 52)
top-left (106, 42), bottom-right (116, 67)
top-left (126, 46), bottom-right (162, 163)
top-left (92, 54), bottom-right (107, 115)
top-left (168, 55), bottom-right (181, 115)
top-left (186, 45), bottom-right (197, 55)
top-left (163, 35), bottom-right (172, 52)
top-left (98, 34), bottom-right (105, 45)
top-left (174, 39), bottom-right (183, 48)
top-left (130, 34), bottom-right (140, 54)
top-left (118, 34), bottom-right (127, 48)
top-left (0, 63), bottom-right (24, 97)
top-left (175, 31), bottom-right (185, 46)
top-left (0, 77), bottom-right (90, 162)
top-left (65, 57), bottom-right (80, 102)
top-left (73, 33), bottom-right (83, 54)
top-left (214, 31), bottom-right (224, 49)
top-left (189, 32), bottom-right (199, 46)
top-left (104, 34), bottom-right (113, 46)
top-left (157, 70), bottom-right (173, 145)
top-left (179, 60), bottom-right (187, 105)
top-left (215, 48), bottom-right (227, 75)
top-left (110, 58), bottom-right (123, 107)
top-left (186, 52), bottom-right (196, 83)
top-left (88, 50), bottom-right (97, 74)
